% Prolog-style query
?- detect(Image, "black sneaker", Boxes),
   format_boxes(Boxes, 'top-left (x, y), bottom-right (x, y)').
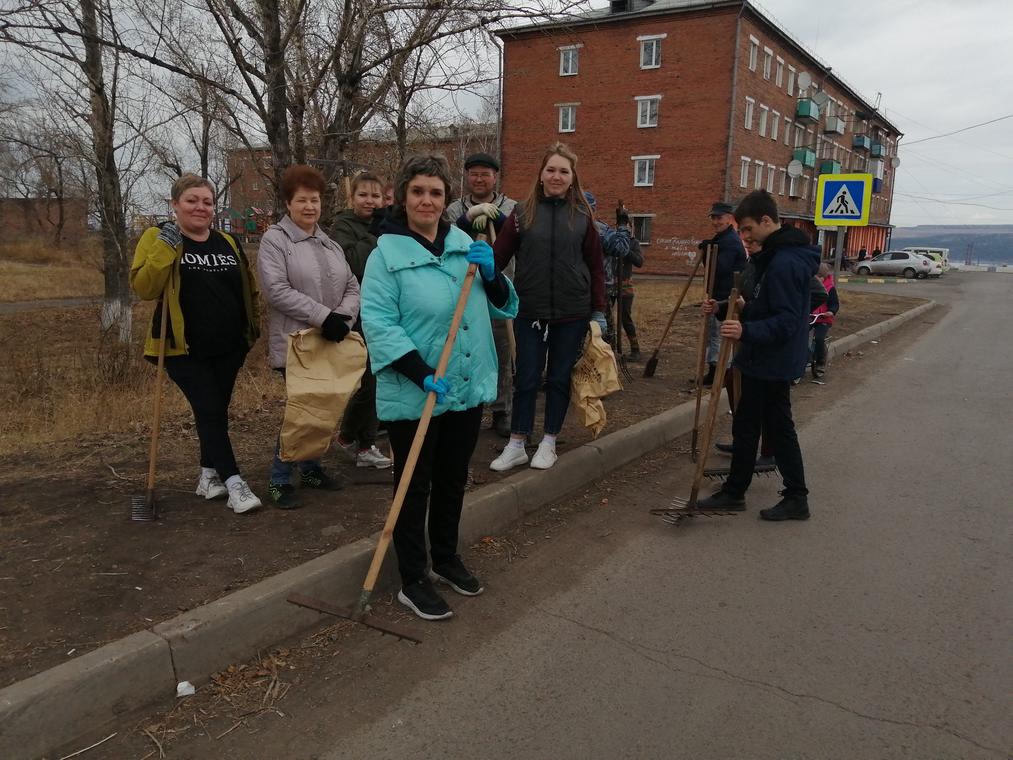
top-left (702, 364), bottom-right (716, 386)
top-left (430, 556), bottom-right (484, 596)
top-left (714, 441), bottom-right (734, 454)
top-left (267, 482), bottom-right (301, 510)
top-left (300, 468), bottom-right (343, 491)
top-left (491, 411), bottom-right (511, 439)
top-left (760, 493), bottom-right (810, 521)
top-left (755, 455), bottom-right (776, 467)
top-left (397, 578), bottom-right (453, 620)
top-left (695, 489), bottom-right (747, 511)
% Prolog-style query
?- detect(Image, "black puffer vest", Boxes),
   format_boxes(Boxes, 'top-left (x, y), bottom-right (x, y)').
top-left (513, 198), bottom-right (591, 321)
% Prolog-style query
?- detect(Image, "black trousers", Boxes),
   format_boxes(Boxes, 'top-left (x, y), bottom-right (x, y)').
top-left (620, 292), bottom-right (638, 342)
top-left (726, 374), bottom-right (807, 499)
top-left (387, 405), bottom-right (483, 585)
top-left (339, 354), bottom-right (379, 448)
top-left (165, 349), bottom-right (246, 481)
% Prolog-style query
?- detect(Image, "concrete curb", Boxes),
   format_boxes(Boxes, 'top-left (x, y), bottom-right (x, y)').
top-left (838, 276), bottom-right (918, 284)
top-left (0, 298), bottom-right (937, 760)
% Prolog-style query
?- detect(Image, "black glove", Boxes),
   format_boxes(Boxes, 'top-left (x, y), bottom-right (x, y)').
top-left (321, 312), bottom-right (350, 342)
top-left (158, 222), bottom-right (183, 249)
top-left (697, 238), bottom-right (712, 252)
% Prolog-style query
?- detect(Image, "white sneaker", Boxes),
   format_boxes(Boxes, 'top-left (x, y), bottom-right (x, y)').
top-left (195, 471), bottom-right (227, 500)
top-left (490, 444), bottom-right (529, 472)
top-left (226, 479), bottom-right (262, 514)
top-left (530, 441), bottom-right (558, 470)
top-left (356, 445), bottom-right (393, 469)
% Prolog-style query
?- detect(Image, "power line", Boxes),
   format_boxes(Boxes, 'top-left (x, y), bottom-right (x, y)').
top-left (902, 113), bottom-right (1013, 147)
top-left (894, 192), bottom-right (1013, 212)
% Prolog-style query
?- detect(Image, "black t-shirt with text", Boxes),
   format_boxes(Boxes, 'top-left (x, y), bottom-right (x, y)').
top-left (178, 231), bottom-right (246, 357)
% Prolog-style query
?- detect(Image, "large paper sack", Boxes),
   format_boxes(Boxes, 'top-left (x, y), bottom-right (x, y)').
top-left (280, 329), bottom-right (367, 462)
top-left (570, 321), bottom-right (622, 438)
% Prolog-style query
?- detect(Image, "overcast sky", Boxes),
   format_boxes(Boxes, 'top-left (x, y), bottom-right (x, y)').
top-left (752, 0), bottom-right (1013, 228)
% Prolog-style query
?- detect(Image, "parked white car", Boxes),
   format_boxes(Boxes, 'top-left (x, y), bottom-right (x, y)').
top-left (855, 251), bottom-right (939, 279)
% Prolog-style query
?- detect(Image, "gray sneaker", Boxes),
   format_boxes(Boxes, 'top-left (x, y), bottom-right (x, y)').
top-left (195, 470), bottom-right (227, 500)
top-left (226, 479), bottom-right (261, 514)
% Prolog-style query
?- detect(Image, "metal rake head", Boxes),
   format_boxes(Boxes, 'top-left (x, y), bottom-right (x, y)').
top-left (130, 495), bottom-right (156, 522)
top-left (703, 463), bottom-right (779, 482)
top-left (617, 353), bottom-right (634, 382)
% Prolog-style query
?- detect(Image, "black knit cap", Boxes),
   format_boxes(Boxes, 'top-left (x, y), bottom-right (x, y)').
top-left (464, 152), bottom-right (499, 171)
top-left (709, 201), bottom-right (735, 217)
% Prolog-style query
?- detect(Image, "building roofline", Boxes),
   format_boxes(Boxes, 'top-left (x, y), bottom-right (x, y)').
top-left (494, 0), bottom-right (902, 136)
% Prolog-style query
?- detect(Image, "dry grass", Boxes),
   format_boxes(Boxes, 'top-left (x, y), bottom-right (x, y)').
top-left (0, 238), bottom-right (104, 301)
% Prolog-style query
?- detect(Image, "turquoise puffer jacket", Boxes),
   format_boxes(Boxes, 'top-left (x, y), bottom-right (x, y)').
top-left (361, 225), bottom-right (518, 422)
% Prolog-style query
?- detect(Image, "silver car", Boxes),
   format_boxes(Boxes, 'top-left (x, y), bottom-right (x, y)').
top-left (855, 251), bottom-right (936, 279)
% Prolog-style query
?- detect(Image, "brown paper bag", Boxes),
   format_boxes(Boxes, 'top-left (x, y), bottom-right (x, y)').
top-left (570, 321), bottom-right (622, 438)
top-left (280, 328), bottom-right (367, 462)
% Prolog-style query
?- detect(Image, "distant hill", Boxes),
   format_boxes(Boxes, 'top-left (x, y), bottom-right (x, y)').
top-left (891, 225), bottom-right (1013, 265)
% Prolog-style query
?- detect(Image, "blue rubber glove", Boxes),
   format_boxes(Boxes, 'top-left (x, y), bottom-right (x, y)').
top-left (466, 240), bottom-right (497, 281)
top-left (591, 311), bottom-right (608, 336)
top-left (423, 374), bottom-right (451, 402)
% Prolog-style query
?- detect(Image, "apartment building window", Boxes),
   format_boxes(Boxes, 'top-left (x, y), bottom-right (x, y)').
top-left (630, 214), bottom-right (653, 245)
top-left (754, 160), bottom-right (764, 189)
top-left (633, 155), bottom-right (658, 186)
top-left (748, 36), bottom-right (759, 71)
top-left (638, 34), bottom-right (665, 68)
top-left (559, 46), bottom-right (580, 76)
top-left (744, 97), bottom-right (755, 130)
top-left (779, 168), bottom-right (787, 195)
top-left (762, 47), bottom-right (773, 80)
top-left (771, 111), bottom-right (780, 141)
top-left (795, 123), bottom-right (804, 147)
top-left (758, 105), bottom-right (769, 137)
top-left (802, 174), bottom-right (811, 200)
top-left (787, 65), bottom-right (796, 96)
top-left (788, 173), bottom-right (799, 197)
top-left (740, 156), bottom-right (750, 188)
top-left (826, 98), bottom-right (836, 120)
top-left (767, 165), bottom-right (775, 192)
top-left (636, 95), bottom-right (661, 128)
top-left (775, 56), bottom-right (784, 87)
top-left (558, 104), bottom-right (577, 132)
top-left (783, 118), bottom-right (792, 146)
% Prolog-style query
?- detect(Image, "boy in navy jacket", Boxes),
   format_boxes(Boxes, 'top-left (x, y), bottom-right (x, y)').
top-left (698, 190), bottom-right (819, 521)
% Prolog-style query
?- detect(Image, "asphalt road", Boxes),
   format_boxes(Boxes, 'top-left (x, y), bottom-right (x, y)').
top-left (104, 272), bottom-right (1010, 760)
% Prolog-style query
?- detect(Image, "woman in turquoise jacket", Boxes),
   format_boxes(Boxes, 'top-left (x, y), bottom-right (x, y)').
top-left (361, 153), bottom-right (518, 622)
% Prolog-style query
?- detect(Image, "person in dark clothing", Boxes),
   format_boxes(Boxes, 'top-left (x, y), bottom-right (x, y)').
top-left (811, 262), bottom-right (839, 378)
top-left (696, 190), bottom-right (819, 521)
top-left (360, 153), bottom-right (518, 621)
top-left (489, 142), bottom-right (608, 472)
top-left (130, 174), bottom-right (262, 514)
top-left (700, 201), bottom-right (747, 385)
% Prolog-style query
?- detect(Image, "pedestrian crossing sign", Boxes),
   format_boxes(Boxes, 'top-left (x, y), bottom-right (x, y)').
top-left (815, 173), bottom-right (872, 226)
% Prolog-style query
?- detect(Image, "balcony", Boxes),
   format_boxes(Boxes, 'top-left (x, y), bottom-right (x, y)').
top-left (853, 134), bottom-right (872, 151)
top-left (870, 142), bottom-right (885, 158)
top-left (872, 178), bottom-right (884, 194)
top-left (819, 159), bottom-right (842, 175)
top-left (870, 158), bottom-right (885, 180)
top-left (824, 116), bottom-right (846, 135)
top-left (795, 99), bottom-right (820, 123)
top-left (793, 147), bottom-right (816, 168)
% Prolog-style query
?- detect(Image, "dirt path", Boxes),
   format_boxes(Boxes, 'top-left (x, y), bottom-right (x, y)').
top-left (0, 296), bottom-right (101, 314)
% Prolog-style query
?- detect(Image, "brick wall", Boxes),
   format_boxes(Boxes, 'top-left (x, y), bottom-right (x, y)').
top-left (0, 197), bottom-right (89, 244)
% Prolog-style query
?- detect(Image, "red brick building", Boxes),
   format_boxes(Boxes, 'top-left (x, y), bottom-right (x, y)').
top-left (496, 0), bottom-right (902, 274)
top-left (0, 196), bottom-right (89, 244)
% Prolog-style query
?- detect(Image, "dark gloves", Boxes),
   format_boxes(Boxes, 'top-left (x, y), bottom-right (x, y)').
top-left (321, 312), bottom-right (350, 342)
top-left (158, 222), bottom-right (183, 249)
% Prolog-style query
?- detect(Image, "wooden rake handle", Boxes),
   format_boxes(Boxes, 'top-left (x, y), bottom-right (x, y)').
top-left (690, 244), bottom-right (718, 459)
top-left (649, 246), bottom-right (707, 356)
top-left (357, 228), bottom-right (494, 604)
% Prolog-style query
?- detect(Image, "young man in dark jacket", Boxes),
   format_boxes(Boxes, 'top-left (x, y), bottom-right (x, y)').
top-left (697, 190), bottom-right (819, 520)
top-left (700, 202), bottom-right (747, 384)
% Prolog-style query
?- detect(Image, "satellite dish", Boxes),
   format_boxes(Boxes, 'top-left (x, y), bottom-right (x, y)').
top-left (812, 90), bottom-right (829, 106)
top-left (797, 71), bottom-right (813, 90)
top-left (787, 160), bottom-right (804, 178)
top-left (890, 156), bottom-right (901, 168)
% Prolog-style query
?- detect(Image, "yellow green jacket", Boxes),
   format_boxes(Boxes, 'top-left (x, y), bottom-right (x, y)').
top-left (130, 226), bottom-right (261, 358)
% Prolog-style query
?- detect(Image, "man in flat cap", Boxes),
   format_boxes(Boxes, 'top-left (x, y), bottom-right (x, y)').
top-left (446, 153), bottom-right (518, 437)
top-left (700, 201), bottom-right (747, 385)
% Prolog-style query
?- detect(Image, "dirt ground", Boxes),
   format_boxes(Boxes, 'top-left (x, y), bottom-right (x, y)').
top-left (0, 280), bottom-right (924, 688)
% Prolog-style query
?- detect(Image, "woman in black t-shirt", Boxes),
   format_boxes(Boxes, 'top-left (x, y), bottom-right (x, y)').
top-left (130, 174), bottom-right (263, 514)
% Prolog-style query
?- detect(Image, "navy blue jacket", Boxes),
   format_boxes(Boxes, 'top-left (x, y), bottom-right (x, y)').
top-left (707, 224), bottom-right (747, 301)
top-left (735, 226), bottom-right (820, 381)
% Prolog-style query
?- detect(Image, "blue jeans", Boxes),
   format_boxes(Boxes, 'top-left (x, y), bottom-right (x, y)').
top-left (511, 319), bottom-right (587, 436)
top-left (269, 436), bottom-right (321, 485)
top-left (706, 314), bottom-right (721, 366)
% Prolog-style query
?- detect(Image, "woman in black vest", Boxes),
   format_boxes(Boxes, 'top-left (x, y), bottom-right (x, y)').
top-left (490, 142), bottom-right (607, 472)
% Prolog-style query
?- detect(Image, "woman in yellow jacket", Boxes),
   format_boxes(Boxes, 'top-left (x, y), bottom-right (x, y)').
top-left (130, 174), bottom-right (262, 514)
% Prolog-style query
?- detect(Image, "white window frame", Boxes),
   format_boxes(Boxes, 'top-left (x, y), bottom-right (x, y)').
top-left (779, 168), bottom-right (787, 196)
top-left (748, 35), bottom-right (759, 71)
top-left (758, 105), bottom-right (769, 137)
top-left (744, 96), bottom-right (755, 130)
top-left (771, 110), bottom-right (780, 141)
top-left (754, 160), bottom-right (764, 190)
top-left (783, 118), bottom-right (792, 146)
top-left (788, 173), bottom-right (799, 197)
top-left (795, 123), bottom-right (804, 148)
top-left (802, 174), bottom-right (811, 200)
top-left (557, 103), bottom-right (577, 133)
top-left (826, 98), bottom-right (836, 120)
top-left (638, 34), bottom-right (666, 69)
top-left (740, 156), bottom-right (750, 188)
top-left (766, 165), bottom-right (775, 192)
top-left (558, 45), bottom-right (581, 76)
top-left (762, 47), bottom-right (773, 80)
top-left (632, 154), bottom-right (659, 187)
top-left (635, 95), bottom-right (661, 128)
top-left (630, 213), bottom-right (654, 245)
top-left (775, 56), bottom-right (784, 87)
top-left (787, 65), bottom-right (796, 96)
